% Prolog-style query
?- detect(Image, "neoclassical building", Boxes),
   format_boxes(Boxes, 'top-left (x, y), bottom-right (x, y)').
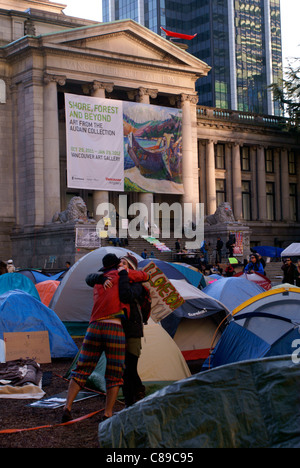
top-left (0, 1), bottom-right (299, 267)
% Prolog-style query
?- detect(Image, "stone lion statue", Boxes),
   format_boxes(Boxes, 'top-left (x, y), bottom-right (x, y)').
top-left (52, 196), bottom-right (93, 224)
top-left (204, 202), bottom-right (236, 225)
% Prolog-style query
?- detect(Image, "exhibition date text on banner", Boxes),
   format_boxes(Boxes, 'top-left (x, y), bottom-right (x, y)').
top-left (65, 93), bottom-right (124, 191)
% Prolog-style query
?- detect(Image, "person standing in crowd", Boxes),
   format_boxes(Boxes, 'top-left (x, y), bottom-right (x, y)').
top-left (296, 259), bottom-right (300, 287)
top-left (226, 234), bottom-right (236, 258)
top-left (6, 260), bottom-right (15, 273)
top-left (0, 261), bottom-right (8, 275)
top-left (281, 258), bottom-right (297, 285)
top-left (141, 249), bottom-right (147, 259)
top-left (175, 239), bottom-right (181, 252)
top-left (118, 253), bottom-right (151, 407)
top-left (244, 253), bottom-right (265, 274)
top-left (61, 253), bottom-right (146, 423)
top-left (216, 237), bottom-right (223, 264)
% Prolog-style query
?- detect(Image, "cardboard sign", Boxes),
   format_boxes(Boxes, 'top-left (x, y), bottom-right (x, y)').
top-left (142, 262), bottom-right (185, 323)
top-left (3, 331), bottom-right (51, 364)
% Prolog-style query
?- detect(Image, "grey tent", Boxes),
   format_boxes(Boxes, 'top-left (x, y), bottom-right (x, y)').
top-left (49, 247), bottom-right (142, 334)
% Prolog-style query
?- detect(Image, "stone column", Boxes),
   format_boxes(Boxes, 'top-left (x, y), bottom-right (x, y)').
top-left (206, 139), bottom-right (216, 215)
top-left (274, 148), bottom-right (281, 220)
top-left (232, 142), bottom-right (243, 220)
top-left (280, 148), bottom-right (290, 221)
top-left (43, 74), bottom-right (66, 224)
top-left (257, 145), bottom-right (267, 221)
top-left (250, 146), bottom-right (258, 220)
top-left (225, 143), bottom-right (233, 208)
top-left (181, 93), bottom-right (199, 209)
top-left (91, 81), bottom-right (114, 221)
top-left (198, 140), bottom-right (207, 212)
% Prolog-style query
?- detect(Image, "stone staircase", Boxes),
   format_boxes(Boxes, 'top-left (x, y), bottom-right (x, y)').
top-left (103, 234), bottom-right (178, 262)
top-left (264, 260), bottom-right (284, 285)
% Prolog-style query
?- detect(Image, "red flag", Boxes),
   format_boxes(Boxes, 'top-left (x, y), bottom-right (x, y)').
top-left (160, 27), bottom-right (197, 40)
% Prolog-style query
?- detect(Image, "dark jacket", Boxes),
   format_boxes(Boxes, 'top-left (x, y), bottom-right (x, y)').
top-left (118, 272), bottom-right (151, 339)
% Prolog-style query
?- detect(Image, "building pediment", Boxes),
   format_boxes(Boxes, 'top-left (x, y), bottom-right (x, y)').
top-left (41, 19), bottom-right (211, 77)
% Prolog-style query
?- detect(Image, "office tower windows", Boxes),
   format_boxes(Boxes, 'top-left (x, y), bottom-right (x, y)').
top-left (102, 0), bottom-right (282, 115)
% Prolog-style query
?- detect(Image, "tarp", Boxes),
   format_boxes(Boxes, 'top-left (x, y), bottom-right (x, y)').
top-left (0, 273), bottom-right (40, 301)
top-left (50, 247), bottom-right (143, 324)
top-left (98, 355), bottom-right (300, 448)
top-left (281, 243), bottom-right (300, 257)
top-left (36, 280), bottom-right (60, 307)
top-left (252, 245), bottom-right (283, 258)
top-left (0, 290), bottom-right (78, 358)
top-left (202, 277), bottom-right (264, 312)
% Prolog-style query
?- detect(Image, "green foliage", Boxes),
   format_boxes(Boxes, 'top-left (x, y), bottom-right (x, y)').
top-left (270, 57), bottom-right (300, 131)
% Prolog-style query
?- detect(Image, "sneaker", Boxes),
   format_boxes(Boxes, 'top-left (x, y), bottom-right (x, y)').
top-left (61, 408), bottom-right (72, 423)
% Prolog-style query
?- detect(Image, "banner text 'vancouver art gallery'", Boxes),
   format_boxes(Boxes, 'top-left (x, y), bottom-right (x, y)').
top-left (65, 93), bottom-right (183, 194)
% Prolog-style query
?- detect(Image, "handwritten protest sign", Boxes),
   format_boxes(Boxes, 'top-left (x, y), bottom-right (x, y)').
top-left (3, 331), bottom-right (51, 364)
top-left (142, 262), bottom-right (185, 322)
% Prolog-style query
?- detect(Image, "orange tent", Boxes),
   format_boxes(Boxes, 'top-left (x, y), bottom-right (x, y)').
top-left (36, 280), bottom-right (60, 307)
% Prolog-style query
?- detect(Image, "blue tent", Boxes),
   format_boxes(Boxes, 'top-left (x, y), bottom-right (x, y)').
top-left (202, 286), bottom-right (300, 371)
top-left (16, 269), bottom-right (66, 284)
top-left (0, 273), bottom-right (40, 301)
top-left (170, 262), bottom-right (206, 288)
top-left (138, 258), bottom-right (192, 282)
top-left (0, 290), bottom-right (78, 358)
top-left (202, 277), bottom-right (264, 312)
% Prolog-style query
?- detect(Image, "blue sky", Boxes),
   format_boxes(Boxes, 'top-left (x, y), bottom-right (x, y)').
top-left (54, 0), bottom-right (299, 68)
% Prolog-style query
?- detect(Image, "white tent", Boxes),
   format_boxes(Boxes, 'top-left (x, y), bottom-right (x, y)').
top-left (49, 247), bottom-right (143, 323)
top-left (281, 243), bottom-right (300, 257)
top-left (138, 318), bottom-right (191, 382)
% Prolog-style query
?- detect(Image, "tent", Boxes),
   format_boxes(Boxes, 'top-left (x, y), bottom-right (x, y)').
top-left (16, 269), bottom-right (50, 284)
top-left (16, 269), bottom-right (66, 284)
top-left (203, 286), bottom-right (300, 370)
top-left (281, 243), bottom-right (300, 257)
top-left (36, 280), bottom-right (60, 307)
top-left (170, 262), bottom-right (206, 288)
top-left (138, 258), bottom-right (193, 283)
top-left (234, 271), bottom-right (272, 290)
top-left (161, 279), bottom-right (231, 371)
top-left (202, 276), bottom-right (265, 312)
top-left (98, 355), bottom-right (300, 448)
top-left (0, 290), bottom-right (78, 358)
top-left (66, 318), bottom-right (191, 393)
top-left (0, 273), bottom-right (40, 301)
top-left (252, 245), bottom-right (283, 258)
top-left (50, 247), bottom-right (143, 334)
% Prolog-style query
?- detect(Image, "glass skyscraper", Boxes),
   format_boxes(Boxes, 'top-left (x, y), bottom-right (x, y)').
top-left (102, 0), bottom-right (283, 115)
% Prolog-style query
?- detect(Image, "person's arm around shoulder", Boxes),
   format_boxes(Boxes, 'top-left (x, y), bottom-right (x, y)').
top-left (85, 272), bottom-right (105, 287)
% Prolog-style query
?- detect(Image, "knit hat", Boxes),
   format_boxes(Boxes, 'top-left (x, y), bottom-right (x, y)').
top-left (121, 252), bottom-right (138, 270)
top-left (100, 253), bottom-right (120, 271)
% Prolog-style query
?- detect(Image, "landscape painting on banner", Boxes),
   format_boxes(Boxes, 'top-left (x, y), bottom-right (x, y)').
top-left (65, 93), bottom-right (124, 192)
top-left (123, 101), bottom-right (184, 194)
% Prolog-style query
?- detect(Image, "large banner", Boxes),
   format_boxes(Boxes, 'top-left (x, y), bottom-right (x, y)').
top-left (65, 94), bottom-right (183, 194)
top-left (65, 93), bottom-right (124, 191)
